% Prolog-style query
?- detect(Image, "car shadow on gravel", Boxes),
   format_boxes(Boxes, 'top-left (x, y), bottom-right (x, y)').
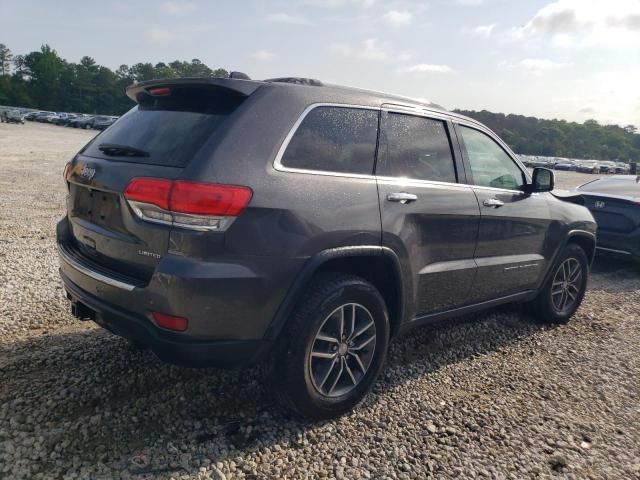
top-left (589, 254), bottom-right (640, 292)
top-left (0, 303), bottom-right (557, 475)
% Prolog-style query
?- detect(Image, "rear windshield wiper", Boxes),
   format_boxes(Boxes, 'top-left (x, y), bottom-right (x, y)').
top-left (98, 143), bottom-right (150, 157)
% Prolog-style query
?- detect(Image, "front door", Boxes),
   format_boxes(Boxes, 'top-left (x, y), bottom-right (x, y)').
top-left (454, 123), bottom-right (552, 301)
top-left (376, 110), bottom-right (480, 316)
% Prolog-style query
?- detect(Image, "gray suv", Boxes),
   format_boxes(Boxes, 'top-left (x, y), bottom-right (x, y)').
top-left (57, 76), bottom-right (597, 419)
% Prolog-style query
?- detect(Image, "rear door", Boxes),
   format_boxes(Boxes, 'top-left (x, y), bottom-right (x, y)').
top-left (454, 122), bottom-right (551, 301)
top-left (64, 82), bottom-right (251, 282)
top-left (376, 108), bottom-right (480, 316)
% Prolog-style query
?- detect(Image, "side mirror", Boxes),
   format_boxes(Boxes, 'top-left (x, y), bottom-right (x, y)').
top-left (528, 167), bottom-right (554, 193)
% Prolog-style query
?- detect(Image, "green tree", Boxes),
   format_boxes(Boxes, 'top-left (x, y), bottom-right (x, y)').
top-left (0, 44), bottom-right (12, 76)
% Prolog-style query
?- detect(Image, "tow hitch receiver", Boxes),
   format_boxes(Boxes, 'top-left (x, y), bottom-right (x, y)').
top-left (70, 299), bottom-right (96, 321)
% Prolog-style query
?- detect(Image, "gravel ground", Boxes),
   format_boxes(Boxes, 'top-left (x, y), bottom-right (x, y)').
top-left (1, 123), bottom-right (639, 479)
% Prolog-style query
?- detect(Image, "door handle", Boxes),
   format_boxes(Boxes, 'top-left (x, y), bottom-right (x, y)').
top-left (483, 198), bottom-right (505, 208)
top-left (387, 192), bottom-right (418, 204)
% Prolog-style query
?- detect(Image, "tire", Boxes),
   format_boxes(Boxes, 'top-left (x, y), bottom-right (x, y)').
top-left (529, 243), bottom-right (589, 324)
top-left (266, 273), bottom-right (390, 420)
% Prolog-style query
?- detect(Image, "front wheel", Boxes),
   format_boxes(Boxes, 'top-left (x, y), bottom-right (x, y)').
top-left (529, 243), bottom-right (589, 324)
top-left (267, 273), bottom-right (390, 420)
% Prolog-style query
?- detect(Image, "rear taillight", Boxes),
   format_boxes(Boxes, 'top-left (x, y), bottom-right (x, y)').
top-left (124, 177), bottom-right (252, 231)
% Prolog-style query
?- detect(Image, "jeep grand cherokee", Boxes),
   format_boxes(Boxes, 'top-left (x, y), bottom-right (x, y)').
top-left (57, 76), bottom-right (597, 419)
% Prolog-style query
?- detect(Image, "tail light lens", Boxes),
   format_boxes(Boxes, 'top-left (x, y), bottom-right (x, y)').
top-left (124, 177), bottom-right (252, 231)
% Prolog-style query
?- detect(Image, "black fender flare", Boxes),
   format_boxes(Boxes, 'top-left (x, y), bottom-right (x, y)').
top-left (539, 229), bottom-right (596, 290)
top-left (263, 246), bottom-right (409, 340)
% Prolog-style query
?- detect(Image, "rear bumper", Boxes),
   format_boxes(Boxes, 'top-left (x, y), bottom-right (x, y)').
top-left (56, 216), bottom-right (302, 367)
top-left (62, 272), bottom-right (272, 367)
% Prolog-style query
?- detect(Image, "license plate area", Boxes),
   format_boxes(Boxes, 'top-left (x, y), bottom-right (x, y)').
top-left (72, 185), bottom-right (127, 233)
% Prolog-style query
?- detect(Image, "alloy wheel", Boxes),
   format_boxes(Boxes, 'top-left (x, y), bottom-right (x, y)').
top-left (551, 257), bottom-right (583, 313)
top-left (308, 303), bottom-right (377, 398)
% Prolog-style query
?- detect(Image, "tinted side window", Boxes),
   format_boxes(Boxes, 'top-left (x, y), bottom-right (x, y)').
top-left (459, 126), bottom-right (525, 191)
top-left (377, 113), bottom-right (457, 183)
top-left (280, 107), bottom-right (379, 175)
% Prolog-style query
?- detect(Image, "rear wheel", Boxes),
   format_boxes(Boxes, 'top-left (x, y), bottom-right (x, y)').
top-left (529, 243), bottom-right (588, 324)
top-left (267, 273), bottom-right (390, 420)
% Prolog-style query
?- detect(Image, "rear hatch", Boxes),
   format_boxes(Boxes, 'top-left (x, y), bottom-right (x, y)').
top-left (64, 79), bottom-right (260, 283)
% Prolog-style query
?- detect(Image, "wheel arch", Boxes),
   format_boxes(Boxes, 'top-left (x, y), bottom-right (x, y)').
top-left (264, 246), bottom-right (409, 341)
top-left (566, 229), bottom-right (597, 266)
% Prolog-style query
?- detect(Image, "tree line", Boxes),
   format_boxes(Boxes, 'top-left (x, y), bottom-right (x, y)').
top-left (455, 109), bottom-right (640, 162)
top-left (0, 43), bottom-right (227, 116)
top-left (1, 43), bottom-right (638, 161)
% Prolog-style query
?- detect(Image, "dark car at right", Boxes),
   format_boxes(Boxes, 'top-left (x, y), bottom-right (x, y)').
top-left (578, 175), bottom-right (640, 261)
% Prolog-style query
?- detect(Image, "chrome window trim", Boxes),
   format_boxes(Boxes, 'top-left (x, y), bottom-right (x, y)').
top-left (273, 103), bottom-right (381, 179)
top-left (273, 102), bottom-right (467, 190)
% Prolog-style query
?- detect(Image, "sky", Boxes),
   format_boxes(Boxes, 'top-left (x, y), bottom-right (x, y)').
top-left (2, 0), bottom-right (640, 126)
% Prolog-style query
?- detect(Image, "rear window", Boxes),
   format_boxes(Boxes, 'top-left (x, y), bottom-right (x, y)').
top-left (83, 86), bottom-right (244, 167)
top-left (280, 106), bottom-right (379, 175)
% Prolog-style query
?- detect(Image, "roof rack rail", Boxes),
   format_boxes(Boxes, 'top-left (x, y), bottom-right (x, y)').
top-left (229, 71), bottom-right (251, 80)
top-left (265, 77), bottom-right (323, 87)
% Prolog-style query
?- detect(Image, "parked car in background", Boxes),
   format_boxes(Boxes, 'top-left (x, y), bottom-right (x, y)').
top-left (52, 113), bottom-right (73, 125)
top-left (93, 116), bottom-right (119, 131)
top-left (614, 162), bottom-right (630, 174)
top-left (578, 176), bottom-right (640, 262)
top-left (69, 115), bottom-right (96, 129)
top-left (599, 161), bottom-right (617, 174)
top-left (576, 160), bottom-right (600, 174)
top-left (67, 115), bottom-right (91, 128)
top-left (86, 115), bottom-right (113, 129)
top-left (57, 76), bottom-right (597, 419)
top-left (5, 110), bottom-right (25, 124)
top-left (554, 161), bottom-right (576, 171)
top-left (24, 111), bottom-right (45, 121)
top-left (33, 111), bottom-right (56, 122)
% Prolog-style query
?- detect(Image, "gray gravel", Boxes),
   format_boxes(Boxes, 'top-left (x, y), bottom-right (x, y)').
top-left (1, 123), bottom-right (639, 479)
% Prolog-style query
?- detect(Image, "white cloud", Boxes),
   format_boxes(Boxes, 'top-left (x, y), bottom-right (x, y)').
top-left (398, 52), bottom-right (415, 62)
top-left (265, 13), bottom-right (310, 25)
top-left (160, 1), bottom-right (197, 15)
top-left (382, 10), bottom-right (413, 27)
top-left (398, 63), bottom-right (454, 74)
top-left (520, 0), bottom-right (640, 47)
top-left (251, 50), bottom-right (276, 61)
top-left (520, 58), bottom-right (570, 72)
top-left (331, 38), bottom-right (388, 61)
top-left (143, 28), bottom-right (175, 45)
top-left (471, 24), bottom-right (496, 37)
top-left (499, 58), bottom-right (571, 75)
top-left (306, 0), bottom-right (375, 8)
top-left (456, 0), bottom-right (484, 5)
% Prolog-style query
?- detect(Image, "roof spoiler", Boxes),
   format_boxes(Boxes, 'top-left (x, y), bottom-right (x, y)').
top-left (126, 77), bottom-right (262, 102)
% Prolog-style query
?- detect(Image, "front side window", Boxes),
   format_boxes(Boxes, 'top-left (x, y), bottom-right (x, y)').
top-left (280, 106), bottom-right (379, 175)
top-left (458, 125), bottom-right (525, 191)
top-left (377, 113), bottom-right (457, 183)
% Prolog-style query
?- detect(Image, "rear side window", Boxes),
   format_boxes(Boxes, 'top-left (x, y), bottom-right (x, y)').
top-left (280, 106), bottom-right (379, 175)
top-left (377, 113), bottom-right (457, 183)
top-left (83, 86), bottom-right (244, 167)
